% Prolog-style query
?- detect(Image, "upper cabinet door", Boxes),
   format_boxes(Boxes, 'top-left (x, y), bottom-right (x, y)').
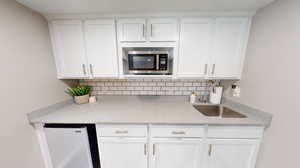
top-left (84, 20), bottom-right (119, 78)
top-left (211, 18), bottom-right (250, 79)
top-left (148, 18), bottom-right (178, 42)
top-left (177, 18), bottom-right (214, 78)
top-left (118, 18), bottom-right (146, 42)
top-left (151, 139), bottom-right (204, 168)
top-left (207, 139), bottom-right (260, 168)
top-left (50, 20), bottom-right (88, 78)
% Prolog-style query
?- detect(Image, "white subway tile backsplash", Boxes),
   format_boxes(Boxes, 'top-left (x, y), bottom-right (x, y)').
top-left (188, 87), bottom-right (196, 91)
top-left (174, 91), bottom-right (183, 95)
top-left (184, 82), bottom-right (193, 87)
top-left (183, 91), bottom-right (192, 95)
top-left (139, 82), bottom-right (148, 86)
top-left (96, 83), bottom-right (105, 86)
top-left (166, 82), bottom-right (175, 86)
top-left (152, 86), bottom-right (161, 90)
top-left (129, 82), bottom-right (139, 86)
top-left (126, 86), bottom-right (134, 90)
top-left (122, 91), bottom-right (131, 95)
top-left (80, 79), bottom-right (213, 96)
top-left (166, 91), bottom-right (174, 95)
top-left (147, 82), bottom-right (157, 86)
top-left (174, 82), bottom-right (184, 86)
top-left (143, 86), bottom-right (153, 90)
top-left (157, 82), bottom-right (165, 86)
top-left (134, 86), bottom-right (143, 90)
top-left (104, 82), bottom-right (113, 86)
top-left (192, 83), bottom-right (202, 86)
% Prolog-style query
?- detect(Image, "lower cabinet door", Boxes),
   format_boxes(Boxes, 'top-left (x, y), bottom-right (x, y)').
top-left (207, 139), bottom-right (260, 168)
top-left (98, 138), bottom-right (148, 168)
top-left (150, 139), bottom-right (204, 168)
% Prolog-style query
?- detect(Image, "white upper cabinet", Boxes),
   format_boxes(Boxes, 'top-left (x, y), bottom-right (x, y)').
top-left (148, 18), bottom-right (178, 42)
top-left (177, 18), bottom-right (214, 78)
top-left (50, 20), bottom-right (88, 78)
top-left (150, 139), bottom-right (203, 168)
top-left (177, 17), bottom-right (251, 79)
top-left (210, 18), bottom-right (250, 78)
top-left (49, 16), bottom-right (251, 79)
top-left (117, 18), bottom-right (178, 42)
top-left (207, 139), bottom-right (260, 168)
top-left (50, 19), bottom-right (119, 79)
top-left (84, 19), bottom-right (119, 78)
top-left (118, 18), bottom-right (146, 42)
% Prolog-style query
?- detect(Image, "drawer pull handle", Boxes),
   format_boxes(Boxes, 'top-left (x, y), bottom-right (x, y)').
top-left (171, 131), bottom-right (186, 135)
top-left (144, 144), bottom-right (147, 155)
top-left (153, 144), bottom-right (156, 155)
top-left (115, 130), bottom-right (128, 134)
top-left (212, 64), bottom-right (216, 75)
top-left (208, 144), bottom-right (212, 156)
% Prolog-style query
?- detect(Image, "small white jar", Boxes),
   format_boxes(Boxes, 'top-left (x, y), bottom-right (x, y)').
top-left (190, 92), bottom-right (197, 104)
top-left (89, 96), bottom-right (97, 103)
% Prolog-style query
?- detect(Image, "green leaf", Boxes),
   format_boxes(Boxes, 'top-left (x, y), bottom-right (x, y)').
top-left (65, 85), bottom-right (91, 96)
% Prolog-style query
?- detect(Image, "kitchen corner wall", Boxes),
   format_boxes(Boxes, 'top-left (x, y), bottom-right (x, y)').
top-left (223, 0), bottom-right (300, 168)
top-left (0, 0), bottom-right (71, 168)
top-left (80, 79), bottom-right (213, 96)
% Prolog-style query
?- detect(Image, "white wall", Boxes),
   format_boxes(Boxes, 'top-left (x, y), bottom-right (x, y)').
top-left (225, 0), bottom-right (300, 168)
top-left (0, 0), bottom-right (70, 167)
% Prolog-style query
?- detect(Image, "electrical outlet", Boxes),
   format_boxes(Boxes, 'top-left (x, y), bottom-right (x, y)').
top-left (232, 86), bottom-right (240, 97)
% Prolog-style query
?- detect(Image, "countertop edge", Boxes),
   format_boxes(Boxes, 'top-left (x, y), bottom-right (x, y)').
top-left (27, 99), bottom-right (73, 123)
top-left (27, 96), bottom-right (273, 127)
top-left (222, 97), bottom-right (273, 127)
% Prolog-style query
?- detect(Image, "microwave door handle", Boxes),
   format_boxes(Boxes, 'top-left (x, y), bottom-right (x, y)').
top-left (156, 55), bottom-right (159, 70)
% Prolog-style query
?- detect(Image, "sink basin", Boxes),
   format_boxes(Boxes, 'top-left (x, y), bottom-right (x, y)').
top-left (193, 105), bottom-right (247, 118)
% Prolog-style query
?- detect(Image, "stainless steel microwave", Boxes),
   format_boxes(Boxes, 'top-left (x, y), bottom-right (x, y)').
top-left (127, 51), bottom-right (171, 75)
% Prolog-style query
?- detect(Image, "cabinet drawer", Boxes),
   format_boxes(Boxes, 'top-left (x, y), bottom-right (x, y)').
top-left (207, 126), bottom-right (264, 139)
top-left (151, 125), bottom-right (205, 138)
top-left (97, 124), bottom-right (147, 137)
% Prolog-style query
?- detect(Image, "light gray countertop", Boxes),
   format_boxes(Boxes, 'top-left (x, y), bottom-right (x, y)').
top-left (28, 96), bottom-right (272, 127)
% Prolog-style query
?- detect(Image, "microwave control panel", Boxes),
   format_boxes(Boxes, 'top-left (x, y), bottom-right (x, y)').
top-left (158, 54), bottom-right (168, 70)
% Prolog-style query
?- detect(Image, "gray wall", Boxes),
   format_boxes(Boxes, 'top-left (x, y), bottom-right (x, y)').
top-left (0, 0), bottom-right (70, 167)
top-left (225, 0), bottom-right (299, 168)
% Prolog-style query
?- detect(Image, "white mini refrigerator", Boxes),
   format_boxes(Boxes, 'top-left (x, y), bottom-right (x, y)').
top-left (44, 124), bottom-right (100, 168)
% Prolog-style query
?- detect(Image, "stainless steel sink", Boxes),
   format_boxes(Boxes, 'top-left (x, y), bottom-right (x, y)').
top-left (193, 105), bottom-right (247, 118)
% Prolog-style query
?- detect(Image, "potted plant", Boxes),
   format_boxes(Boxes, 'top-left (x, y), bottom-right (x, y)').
top-left (65, 85), bottom-right (92, 104)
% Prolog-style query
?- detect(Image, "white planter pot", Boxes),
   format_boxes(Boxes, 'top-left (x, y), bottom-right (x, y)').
top-left (74, 94), bottom-right (89, 104)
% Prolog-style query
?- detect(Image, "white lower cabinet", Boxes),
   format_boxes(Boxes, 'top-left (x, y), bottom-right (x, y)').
top-left (150, 139), bottom-right (204, 168)
top-left (98, 138), bottom-right (148, 168)
top-left (96, 125), bottom-right (263, 168)
top-left (207, 139), bottom-right (260, 168)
